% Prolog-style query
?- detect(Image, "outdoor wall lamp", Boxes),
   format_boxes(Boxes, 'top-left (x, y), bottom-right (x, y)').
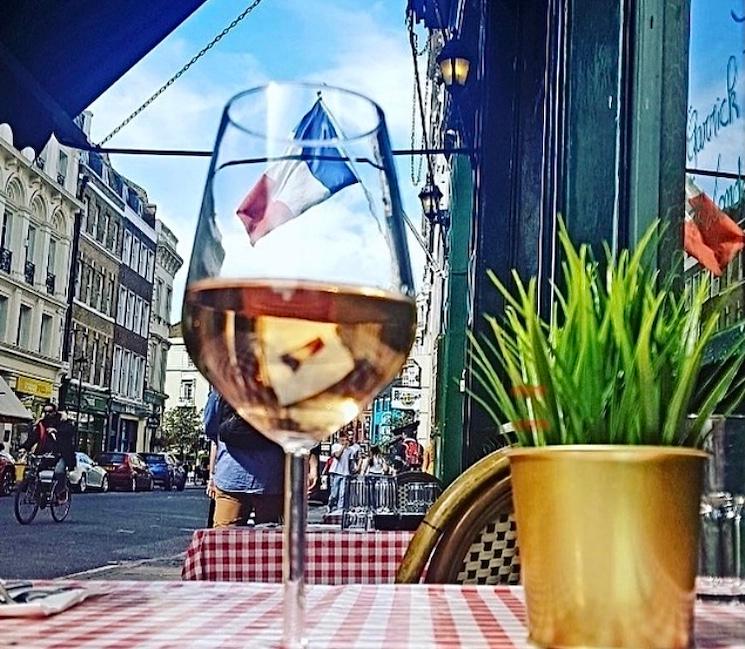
top-left (436, 37), bottom-right (471, 89)
top-left (419, 179), bottom-right (449, 228)
top-left (419, 179), bottom-right (443, 217)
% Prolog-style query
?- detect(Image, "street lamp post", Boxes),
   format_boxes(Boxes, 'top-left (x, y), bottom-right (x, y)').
top-left (74, 353), bottom-right (89, 451)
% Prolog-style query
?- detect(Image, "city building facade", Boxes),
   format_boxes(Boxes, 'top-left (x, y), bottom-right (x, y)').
top-left (145, 220), bottom-right (182, 450)
top-left (164, 322), bottom-right (210, 416)
top-left (64, 145), bottom-right (123, 456)
top-left (110, 182), bottom-right (156, 453)
top-left (0, 125), bottom-right (80, 451)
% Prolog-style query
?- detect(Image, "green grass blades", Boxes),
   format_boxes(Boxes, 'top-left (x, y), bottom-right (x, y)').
top-left (469, 218), bottom-right (745, 448)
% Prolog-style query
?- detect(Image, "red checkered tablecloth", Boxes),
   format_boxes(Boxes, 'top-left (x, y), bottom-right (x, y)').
top-left (2, 582), bottom-right (743, 648)
top-left (181, 527), bottom-right (415, 583)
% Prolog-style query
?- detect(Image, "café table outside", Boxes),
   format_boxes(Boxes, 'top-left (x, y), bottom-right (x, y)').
top-left (181, 526), bottom-right (414, 584)
top-left (3, 581), bottom-right (744, 648)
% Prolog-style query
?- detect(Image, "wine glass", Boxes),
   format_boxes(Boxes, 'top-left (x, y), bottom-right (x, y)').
top-left (182, 82), bottom-right (416, 647)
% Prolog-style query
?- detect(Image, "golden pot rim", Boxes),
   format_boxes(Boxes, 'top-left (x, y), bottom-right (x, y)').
top-left (505, 444), bottom-right (708, 460)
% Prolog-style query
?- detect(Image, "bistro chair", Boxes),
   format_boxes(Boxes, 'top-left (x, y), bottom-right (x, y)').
top-left (395, 447), bottom-right (520, 585)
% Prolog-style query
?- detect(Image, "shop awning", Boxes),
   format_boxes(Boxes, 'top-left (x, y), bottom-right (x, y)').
top-left (0, 0), bottom-right (207, 154)
top-left (0, 376), bottom-right (33, 423)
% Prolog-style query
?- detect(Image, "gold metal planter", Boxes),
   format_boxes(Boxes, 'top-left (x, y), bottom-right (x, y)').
top-left (507, 445), bottom-right (706, 649)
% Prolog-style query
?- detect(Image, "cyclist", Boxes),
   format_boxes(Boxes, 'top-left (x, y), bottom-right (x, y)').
top-left (20, 403), bottom-right (76, 492)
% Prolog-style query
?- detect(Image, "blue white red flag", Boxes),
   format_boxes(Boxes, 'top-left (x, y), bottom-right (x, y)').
top-left (236, 98), bottom-right (358, 244)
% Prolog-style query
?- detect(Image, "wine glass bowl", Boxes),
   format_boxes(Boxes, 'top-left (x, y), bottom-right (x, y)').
top-left (182, 82), bottom-right (416, 647)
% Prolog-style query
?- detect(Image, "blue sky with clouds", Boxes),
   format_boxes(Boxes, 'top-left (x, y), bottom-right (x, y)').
top-left (88, 0), bottom-right (427, 319)
top-left (686, 1), bottom-right (744, 206)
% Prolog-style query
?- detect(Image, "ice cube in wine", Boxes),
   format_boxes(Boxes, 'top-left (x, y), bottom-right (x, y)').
top-left (182, 279), bottom-right (417, 447)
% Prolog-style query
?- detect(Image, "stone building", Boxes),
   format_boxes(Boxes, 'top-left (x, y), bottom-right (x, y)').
top-left (164, 322), bottom-right (210, 416)
top-left (64, 146), bottom-right (123, 456)
top-left (144, 219), bottom-right (182, 450)
top-left (110, 180), bottom-right (156, 452)
top-left (0, 125), bottom-right (80, 450)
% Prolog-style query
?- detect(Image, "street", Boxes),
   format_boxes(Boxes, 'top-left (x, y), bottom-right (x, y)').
top-left (0, 487), bottom-right (210, 579)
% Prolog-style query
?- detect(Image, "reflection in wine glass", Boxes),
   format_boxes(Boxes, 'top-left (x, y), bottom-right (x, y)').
top-left (183, 83), bottom-right (416, 647)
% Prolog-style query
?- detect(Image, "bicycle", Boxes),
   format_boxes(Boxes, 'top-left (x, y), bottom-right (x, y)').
top-left (14, 453), bottom-right (72, 524)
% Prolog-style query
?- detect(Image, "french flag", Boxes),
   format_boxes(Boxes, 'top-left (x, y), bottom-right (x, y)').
top-left (684, 177), bottom-right (745, 276)
top-left (237, 98), bottom-right (358, 244)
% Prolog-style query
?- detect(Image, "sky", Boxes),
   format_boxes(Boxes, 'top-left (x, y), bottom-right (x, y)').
top-left (686, 0), bottom-right (745, 210)
top-left (87, 0), bottom-right (428, 320)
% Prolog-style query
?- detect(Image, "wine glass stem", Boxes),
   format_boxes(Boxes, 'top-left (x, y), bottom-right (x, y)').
top-left (283, 447), bottom-right (309, 648)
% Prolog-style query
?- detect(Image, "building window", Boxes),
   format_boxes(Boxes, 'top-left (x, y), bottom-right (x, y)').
top-left (97, 210), bottom-right (108, 244)
top-left (92, 271), bottom-right (102, 311)
top-left (123, 230), bottom-right (132, 265)
top-left (0, 295), bottom-right (8, 341)
top-left (89, 337), bottom-right (98, 383)
top-left (86, 202), bottom-right (98, 237)
top-left (47, 238), bottom-right (57, 277)
top-left (165, 287), bottom-right (172, 322)
top-left (1, 209), bottom-right (13, 250)
top-left (152, 279), bottom-right (162, 319)
top-left (57, 150), bottom-right (68, 185)
top-left (112, 346), bottom-right (122, 395)
top-left (74, 260), bottom-right (81, 299)
top-left (117, 286), bottom-right (126, 324)
top-left (39, 313), bottom-right (53, 356)
top-left (146, 249), bottom-right (154, 281)
top-left (25, 225), bottom-right (36, 265)
top-left (126, 292), bottom-right (134, 330)
top-left (84, 262), bottom-right (94, 306)
top-left (133, 296), bottom-right (142, 335)
top-left (111, 220), bottom-right (121, 255)
top-left (106, 275), bottom-right (115, 316)
top-left (141, 303), bottom-right (150, 337)
top-left (131, 238), bottom-right (140, 272)
top-left (180, 379), bottom-right (195, 404)
top-left (17, 304), bottom-right (31, 349)
top-left (121, 350), bottom-right (130, 395)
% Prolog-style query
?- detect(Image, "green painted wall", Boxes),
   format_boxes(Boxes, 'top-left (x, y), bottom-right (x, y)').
top-left (436, 153), bottom-right (473, 485)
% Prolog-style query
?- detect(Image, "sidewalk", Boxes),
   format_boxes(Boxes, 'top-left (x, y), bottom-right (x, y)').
top-left (66, 555), bottom-right (185, 581)
top-left (64, 504), bottom-right (328, 581)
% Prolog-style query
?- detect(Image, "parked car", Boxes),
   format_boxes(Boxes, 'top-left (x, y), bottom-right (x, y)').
top-left (68, 452), bottom-right (110, 493)
top-left (0, 455), bottom-right (15, 496)
top-left (140, 453), bottom-right (187, 491)
top-left (95, 452), bottom-right (154, 492)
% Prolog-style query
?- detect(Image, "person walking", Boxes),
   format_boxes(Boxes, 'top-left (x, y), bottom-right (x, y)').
top-left (204, 390), bottom-right (284, 527)
top-left (326, 431), bottom-right (359, 513)
top-left (360, 445), bottom-right (389, 476)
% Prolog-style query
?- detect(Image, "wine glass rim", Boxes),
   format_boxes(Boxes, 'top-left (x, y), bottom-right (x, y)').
top-left (224, 81), bottom-right (385, 146)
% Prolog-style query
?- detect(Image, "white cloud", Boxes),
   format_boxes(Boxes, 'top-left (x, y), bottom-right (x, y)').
top-left (87, 3), bottom-right (427, 321)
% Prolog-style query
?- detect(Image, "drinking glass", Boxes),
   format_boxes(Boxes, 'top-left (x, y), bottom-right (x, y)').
top-left (182, 83), bottom-right (416, 647)
top-left (699, 415), bottom-right (745, 597)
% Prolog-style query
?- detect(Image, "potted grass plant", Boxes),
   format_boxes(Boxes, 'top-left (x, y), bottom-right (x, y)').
top-left (470, 221), bottom-right (745, 649)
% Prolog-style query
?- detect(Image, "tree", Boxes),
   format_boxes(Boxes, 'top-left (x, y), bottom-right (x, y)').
top-left (161, 406), bottom-right (203, 462)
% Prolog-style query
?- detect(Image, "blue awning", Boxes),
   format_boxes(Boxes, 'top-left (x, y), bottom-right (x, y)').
top-left (0, 0), bottom-right (207, 153)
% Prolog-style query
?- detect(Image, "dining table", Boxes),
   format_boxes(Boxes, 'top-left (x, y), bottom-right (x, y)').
top-left (2, 581), bottom-right (744, 648)
top-left (181, 526), bottom-right (415, 584)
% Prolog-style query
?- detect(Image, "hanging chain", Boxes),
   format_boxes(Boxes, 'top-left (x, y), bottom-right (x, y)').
top-left (409, 24), bottom-right (428, 185)
top-left (99, 0), bottom-right (266, 146)
top-left (410, 76), bottom-right (423, 185)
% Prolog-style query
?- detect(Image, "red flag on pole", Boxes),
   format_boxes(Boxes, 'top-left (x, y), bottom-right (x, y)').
top-left (684, 178), bottom-right (745, 276)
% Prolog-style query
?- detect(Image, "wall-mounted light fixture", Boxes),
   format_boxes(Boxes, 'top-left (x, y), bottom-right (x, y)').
top-left (419, 178), bottom-right (449, 228)
top-left (436, 37), bottom-right (471, 89)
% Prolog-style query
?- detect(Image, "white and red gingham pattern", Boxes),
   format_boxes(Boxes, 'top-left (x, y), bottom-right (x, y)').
top-left (181, 528), bottom-right (414, 584)
top-left (2, 582), bottom-right (743, 649)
